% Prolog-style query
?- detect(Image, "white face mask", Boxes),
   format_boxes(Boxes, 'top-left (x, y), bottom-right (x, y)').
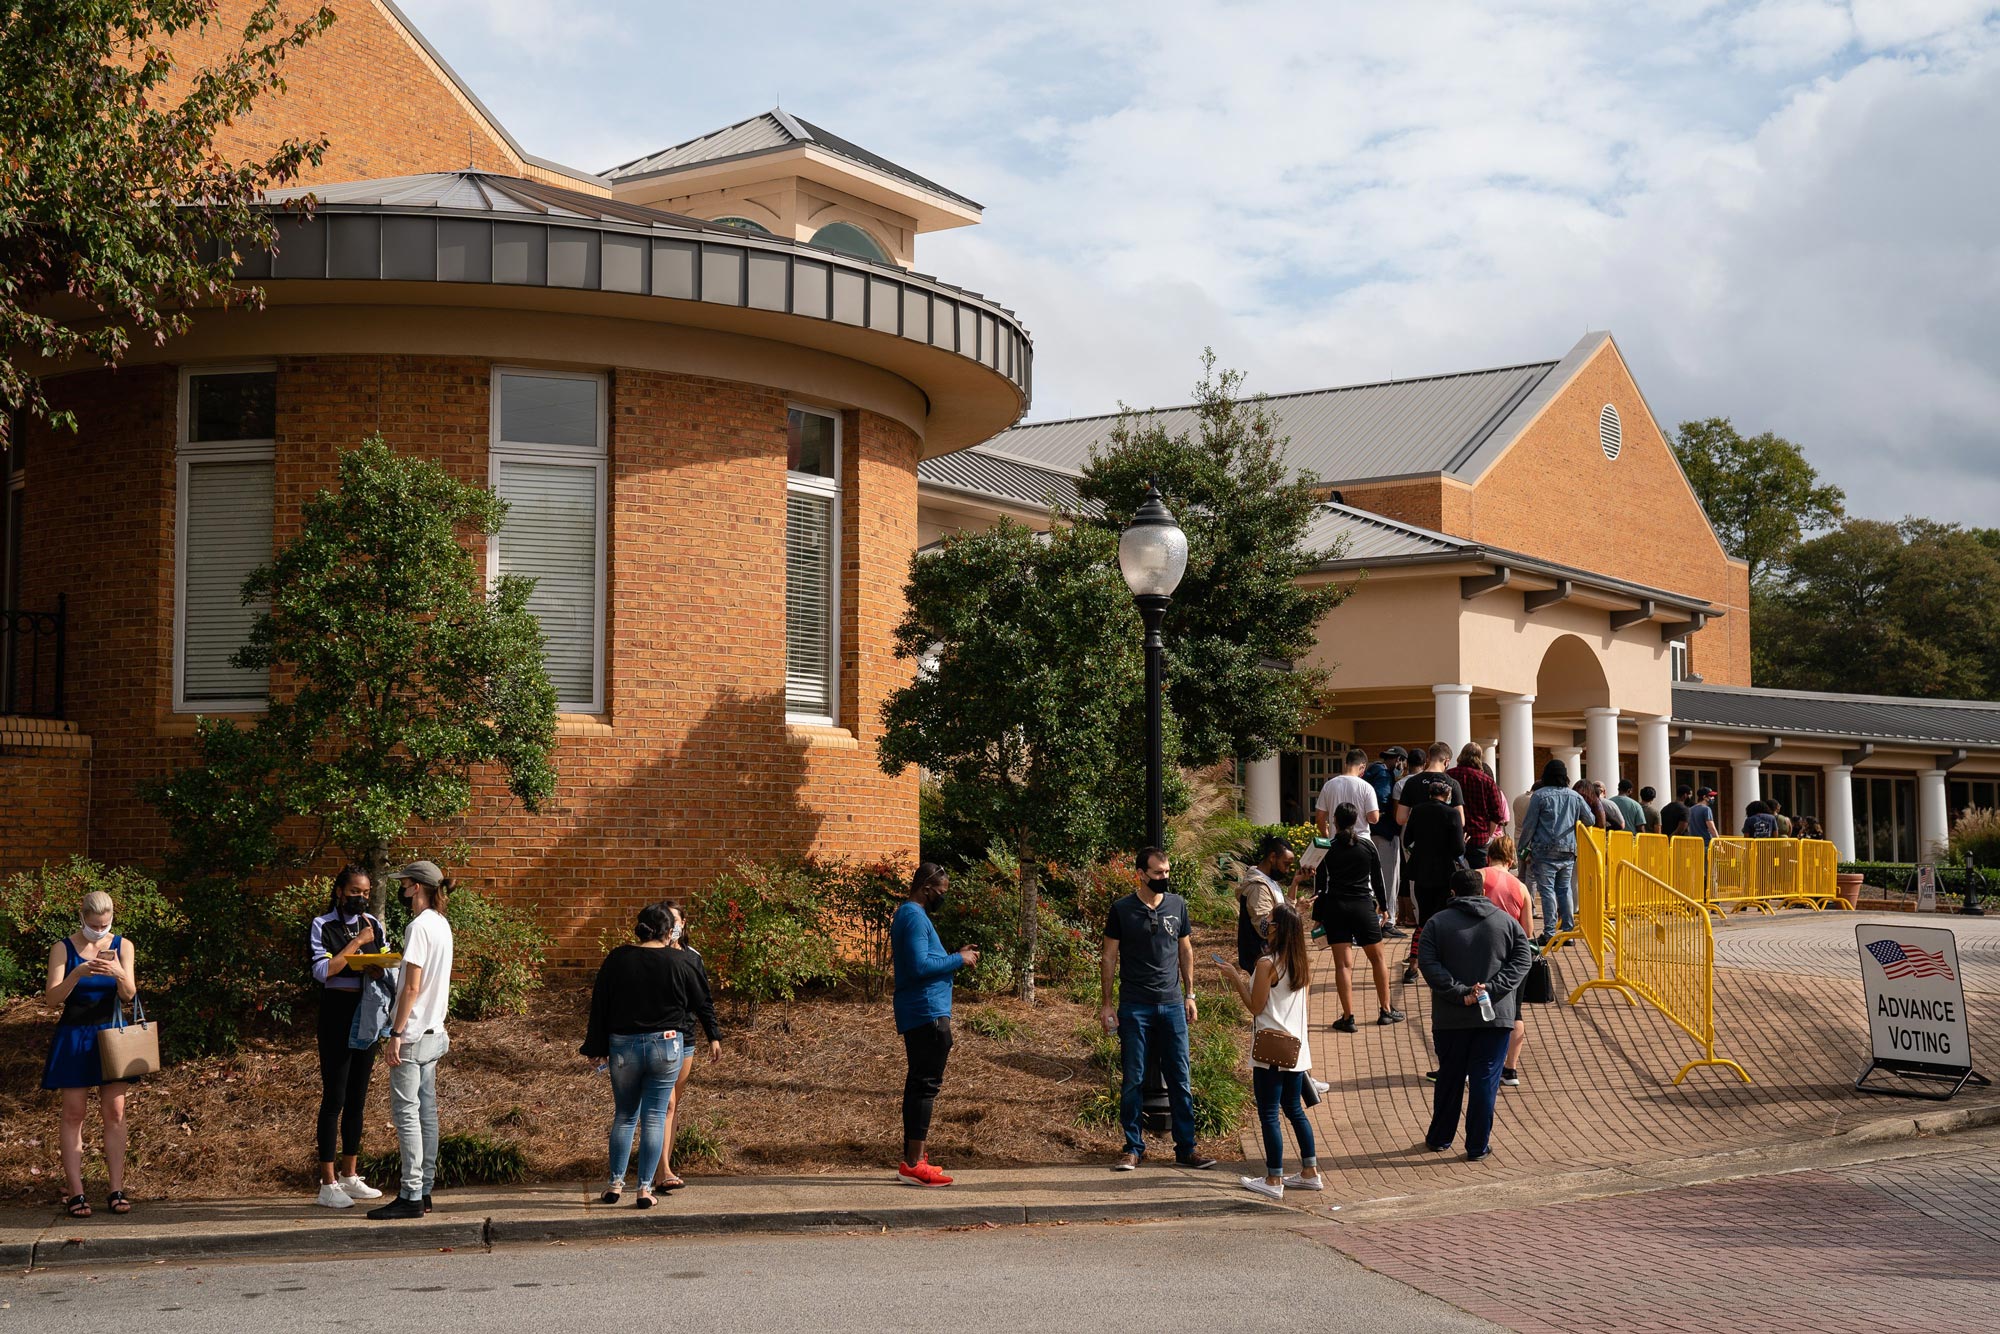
top-left (669, 922), bottom-right (684, 944)
top-left (79, 921), bottom-right (111, 943)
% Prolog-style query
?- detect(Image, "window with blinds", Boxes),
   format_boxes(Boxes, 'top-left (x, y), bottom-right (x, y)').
top-left (490, 369), bottom-right (606, 713)
top-left (785, 407), bottom-right (840, 723)
top-left (176, 368), bottom-right (275, 710)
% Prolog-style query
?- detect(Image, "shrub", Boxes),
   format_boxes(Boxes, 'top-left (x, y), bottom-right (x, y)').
top-left (1240, 822), bottom-right (1318, 861)
top-left (691, 859), bottom-right (847, 1019)
top-left (673, 1117), bottom-right (726, 1167)
top-left (1948, 809), bottom-right (2000, 871)
top-left (159, 874), bottom-right (322, 1060)
top-left (445, 885), bottom-right (551, 1022)
top-left (0, 859), bottom-right (186, 1001)
top-left (823, 857), bottom-right (910, 1001)
top-left (963, 1007), bottom-right (1026, 1042)
top-left (359, 1131), bottom-right (527, 1188)
top-left (1071, 1012), bottom-right (1251, 1142)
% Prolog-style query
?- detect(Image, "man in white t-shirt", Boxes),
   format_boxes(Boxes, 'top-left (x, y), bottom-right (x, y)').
top-left (368, 860), bottom-right (456, 1221)
top-left (1314, 746), bottom-right (1381, 837)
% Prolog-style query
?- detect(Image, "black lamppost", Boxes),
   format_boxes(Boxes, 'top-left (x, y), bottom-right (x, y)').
top-left (1119, 483), bottom-right (1189, 850)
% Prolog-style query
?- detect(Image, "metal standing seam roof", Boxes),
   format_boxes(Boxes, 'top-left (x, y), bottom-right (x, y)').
top-left (917, 449), bottom-right (1090, 514)
top-left (604, 109), bottom-right (981, 210)
top-left (1300, 504), bottom-right (1467, 563)
top-left (976, 355), bottom-right (1564, 485)
top-left (1671, 683), bottom-right (2000, 749)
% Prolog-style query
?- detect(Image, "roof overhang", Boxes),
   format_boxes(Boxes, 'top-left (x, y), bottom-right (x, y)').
top-left (1306, 548), bottom-right (1718, 635)
top-left (608, 145), bottom-right (981, 233)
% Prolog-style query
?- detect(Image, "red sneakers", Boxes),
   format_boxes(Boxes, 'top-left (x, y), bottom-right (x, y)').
top-left (897, 1158), bottom-right (953, 1187)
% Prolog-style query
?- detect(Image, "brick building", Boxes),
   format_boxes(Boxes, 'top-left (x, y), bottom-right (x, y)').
top-left (920, 332), bottom-right (2000, 866)
top-left (0, 1), bottom-right (1028, 964)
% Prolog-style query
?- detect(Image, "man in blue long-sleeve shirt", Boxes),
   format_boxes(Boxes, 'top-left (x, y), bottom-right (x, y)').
top-left (891, 864), bottom-right (980, 1187)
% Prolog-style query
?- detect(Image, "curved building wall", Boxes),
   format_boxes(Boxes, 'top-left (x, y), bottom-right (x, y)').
top-left (22, 351), bottom-right (920, 966)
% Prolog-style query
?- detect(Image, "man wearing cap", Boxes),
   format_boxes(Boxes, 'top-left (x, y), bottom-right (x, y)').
top-left (1363, 747), bottom-right (1408, 937)
top-left (368, 861), bottom-right (456, 1221)
top-left (1685, 789), bottom-right (1719, 845)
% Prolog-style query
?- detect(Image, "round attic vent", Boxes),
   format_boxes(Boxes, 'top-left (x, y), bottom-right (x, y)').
top-left (1599, 403), bottom-right (1623, 460)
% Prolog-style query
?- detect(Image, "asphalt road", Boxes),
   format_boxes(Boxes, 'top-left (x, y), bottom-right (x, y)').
top-left (3, 1215), bottom-right (1502, 1333)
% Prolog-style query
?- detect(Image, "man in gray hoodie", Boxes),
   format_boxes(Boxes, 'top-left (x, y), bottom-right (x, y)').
top-left (1418, 867), bottom-right (1533, 1161)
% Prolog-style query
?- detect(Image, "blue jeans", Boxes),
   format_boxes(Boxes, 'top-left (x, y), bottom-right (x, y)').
top-left (388, 1031), bottom-right (449, 1202)
top-left (1529, 854), bottom-right (1577, 933)
top-left (1251, 1065), bottom-right (1316, 1176)
top-left (607, 1031), bottom-right (684, 1190)
top-left (1427, 1027), bottom-right (1511, 1157)
top-left (1118, 1002), bottom-right (1196, 1158)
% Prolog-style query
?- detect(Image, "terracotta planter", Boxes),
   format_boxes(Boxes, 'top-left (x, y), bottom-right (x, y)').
top-left (1836, 872), bottom-right (1865, 908)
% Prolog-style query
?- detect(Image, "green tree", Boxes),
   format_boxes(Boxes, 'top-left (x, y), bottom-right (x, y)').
top-left (0, 0), bottom-right (334, 441)
top-left (1672, 417), bottom-right (1846, 586)
top-left (148, 439), bottom-right (558, 905)
top-left (877, 520), bottom-right (1166, 1003)
top-left (1753, 518), bottom-right (2000, 697)
top-left (1077, 352), bottom-right (1345, 769)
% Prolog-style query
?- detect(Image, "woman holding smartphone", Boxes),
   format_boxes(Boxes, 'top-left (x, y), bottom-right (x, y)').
top-left (42, 889), bottom-right (139, 1218)
top-left (308, 865), bottom-right (391, 1209)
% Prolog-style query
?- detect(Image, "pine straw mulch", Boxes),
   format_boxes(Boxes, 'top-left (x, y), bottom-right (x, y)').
top-left (0, 966), bottom-right (1242, 1204)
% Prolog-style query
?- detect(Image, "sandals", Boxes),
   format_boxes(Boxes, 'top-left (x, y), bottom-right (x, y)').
top-left (635, 1188), bottom-right (656, 1210)
top-left (599, 1189), bottom-right (622, 1205)
top-left (107, 1191), bottom-right (131, 1215)
top-left (657, 1175), bottom-right (686, 1193)
top-left (65, 1194), bottom-right (92, 1219)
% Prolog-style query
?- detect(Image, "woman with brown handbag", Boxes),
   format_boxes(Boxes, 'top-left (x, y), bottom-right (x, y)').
top-left (1217, 904), bottom-right (1323, 1203)
top-left (40, 889), bottom-right (138, 1218)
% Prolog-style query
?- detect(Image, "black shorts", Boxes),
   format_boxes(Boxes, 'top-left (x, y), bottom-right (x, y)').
top-left (1315, 894), bottom-right (1383, 947)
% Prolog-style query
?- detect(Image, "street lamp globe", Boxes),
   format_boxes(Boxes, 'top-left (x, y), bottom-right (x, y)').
top-left (1118, 485), bottom-right (1188, 599)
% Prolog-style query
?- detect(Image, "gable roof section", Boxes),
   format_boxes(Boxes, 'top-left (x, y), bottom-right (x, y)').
top-left (374, 0), bottom-right (605, 189)
top-left (1672, 683), bottom-right (2000, 749)
top-left (604, 109), bottom-right (980, 210)
top-left (918, 448), bottom-right (1088, 514)
top-left (975, 353), bottom-right (1565, 486)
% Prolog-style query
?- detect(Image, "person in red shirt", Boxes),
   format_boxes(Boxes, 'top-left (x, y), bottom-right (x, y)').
top-left (1479, 835), bottom-right (1533, 1088)
top-left (1449, 744), bottom-right (1510, 870)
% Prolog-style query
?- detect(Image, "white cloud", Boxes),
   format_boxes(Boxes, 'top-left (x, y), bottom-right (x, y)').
top-left (400, 0), bottom-right (2000, 524)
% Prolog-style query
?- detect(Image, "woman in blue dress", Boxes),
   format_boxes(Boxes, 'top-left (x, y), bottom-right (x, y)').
top-left (42, 888), bottom-right (139, 1217)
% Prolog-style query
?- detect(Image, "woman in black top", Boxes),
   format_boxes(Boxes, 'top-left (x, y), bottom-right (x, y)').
top-left (581, 902), bottom-right (721, 1208)
top-left (649, 900), bottom-right (721, 1192)
top-left (1311, 804), bottom-right (1405, 1031)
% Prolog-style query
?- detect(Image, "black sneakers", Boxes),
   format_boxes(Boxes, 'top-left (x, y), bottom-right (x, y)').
top-left (367, 1197), bottom-right (424, 1221)
top-left (1500, 1067), bottom-right (1522, 1086)
top-left (1377, 1009), bottom-right (1407, 1025)
top-left (1332, 1014), bottom-right (1358, 1033)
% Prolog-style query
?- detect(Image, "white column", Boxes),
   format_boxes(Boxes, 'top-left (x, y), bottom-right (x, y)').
top-left (1824, 764), bottom-right (1856, 861)
top-left (1585, 707), bottom-right (1621, 790)
top-left (1481, 739), bottom-right (1499, 773)
top-left (1432, 683), bottom-right (1473, 755)
top-left (1245, 754), bottom-right (1282, 826)
top-left (1918, 768), bottom-right (1949, 865)
top-left (1637, 714), bottom-right (1671, 804)
top-left (1497, 693), bottom-right (1536, 805)
top-left (1556, 745), bottom-right (1583, 786)
top-left (1730, 759), bottom-right (1762, 834)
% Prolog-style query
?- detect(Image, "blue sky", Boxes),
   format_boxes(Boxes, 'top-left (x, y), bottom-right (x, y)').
top-left (401, 0), bottom-right (2000, 525)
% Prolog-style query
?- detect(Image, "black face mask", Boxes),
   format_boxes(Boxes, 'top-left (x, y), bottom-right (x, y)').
top-left (1146, 873), bottom-right (1172, 889)
top-left (340, 896), bottom-right (368, 918)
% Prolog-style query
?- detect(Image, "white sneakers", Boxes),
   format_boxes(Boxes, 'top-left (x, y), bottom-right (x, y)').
top-left (317, 1175), bottom-right (384, 1208)
top-left (1283, 1173), bottom-right (1327, 1192)
top-left (338, 1174), bottom-right (383, 1200)
top-left (1311, 1079), bottom-right (1332, 1096)
top-left (1239, 1176), bottom-right (1285, 1201)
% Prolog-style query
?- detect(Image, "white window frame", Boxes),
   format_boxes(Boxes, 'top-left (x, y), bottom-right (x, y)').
top-left (487, 366), bottom-right (609, 715)
top-left (174, 363), bottom-right (276, 713)
top-left (785, 404), bottom-right (842, 726)
top-left (1670, 638), bottom-right (1689, 683)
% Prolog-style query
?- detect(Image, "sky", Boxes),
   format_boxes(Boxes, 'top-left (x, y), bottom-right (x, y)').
top-left (399, 0), bottom-right (2000, 525)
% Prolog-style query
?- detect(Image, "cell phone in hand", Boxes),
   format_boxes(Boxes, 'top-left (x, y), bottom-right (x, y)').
top-left (1208, 952), bottom-right (1231, 970)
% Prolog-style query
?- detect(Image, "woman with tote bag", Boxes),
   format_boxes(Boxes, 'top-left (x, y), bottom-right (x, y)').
top-left (41, 889), bottom-right (139, 1218)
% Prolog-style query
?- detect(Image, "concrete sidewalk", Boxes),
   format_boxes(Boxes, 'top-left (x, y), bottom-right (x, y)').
top-left (1, 1164), bottom-right (1266, 1270)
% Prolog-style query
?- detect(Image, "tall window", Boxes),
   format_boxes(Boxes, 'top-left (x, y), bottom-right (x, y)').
top-left (1670, 639), bottom-right (1689, 683)
top-left (1855, 776), bottom-right (1916, 862)
top-left (785, 406), bottom-right (840, 723)
top-left (489, 368), bottom-right (607, 713)
top-left (176, 367), bottom-right (276, 711)
top-left (2, 416), bottom-right (22, 609)
top-left (1761, 771), bottom-right (1820, 823)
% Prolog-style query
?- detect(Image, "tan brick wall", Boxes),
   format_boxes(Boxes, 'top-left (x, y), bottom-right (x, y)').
top-left (1458, 342), bottom-right (1752, 686)
top-left (22, 357), bottom-right (920, 968)
top-left (160, 0), bottom-right (528, 187)
top-left (1338, 480), bottom-right (1446, 532)
top-left (0, 726), bottom-right (92, 879)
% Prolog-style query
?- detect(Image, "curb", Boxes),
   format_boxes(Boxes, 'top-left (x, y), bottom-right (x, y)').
top-left (1838, 1099), bottom-right (2000, 1146)
top-left (20, 1192), bottom-right (1267, 1270)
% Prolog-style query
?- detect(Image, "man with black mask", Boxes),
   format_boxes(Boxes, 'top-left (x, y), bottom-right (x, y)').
top-left (1101, 847), bottom-right (1213, 1172)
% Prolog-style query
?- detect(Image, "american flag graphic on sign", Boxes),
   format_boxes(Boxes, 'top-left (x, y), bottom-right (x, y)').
top-left (1866, 939), bottom-right (1955, 980)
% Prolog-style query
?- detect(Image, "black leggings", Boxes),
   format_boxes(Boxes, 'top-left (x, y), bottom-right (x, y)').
top-left (316, 989), bottom-right (376, 1162)
top-left (901, 1017), bottom-right (954, 1144)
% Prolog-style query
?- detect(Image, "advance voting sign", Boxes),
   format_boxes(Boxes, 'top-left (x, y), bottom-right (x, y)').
top-left (1855, 923), bottom-right (1989, 1100)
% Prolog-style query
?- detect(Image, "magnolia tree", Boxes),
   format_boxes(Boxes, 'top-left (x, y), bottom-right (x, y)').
top-left (0, 0), bottom-right (334, 442)
top-left (149, 440), bottom-right (558, 907)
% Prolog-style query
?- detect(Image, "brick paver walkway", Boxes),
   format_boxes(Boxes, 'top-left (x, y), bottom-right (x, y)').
top-left (1302, 1154), bottom-right (2000, 1333)
top-left (1246, 911), bottom-right (2000, 1206)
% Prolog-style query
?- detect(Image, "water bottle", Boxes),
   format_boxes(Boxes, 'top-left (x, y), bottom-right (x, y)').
top-left (1477, 988), bottom-right (1495, 1022)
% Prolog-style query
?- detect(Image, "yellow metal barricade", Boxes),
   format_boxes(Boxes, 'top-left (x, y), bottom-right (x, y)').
top-left (1799, 838), bottom-right (1847, 909)
top-left (1628, 831), bottom-right (1673, 886)
top-left (1706, 837), bottom-right (1773, 915)
top-left (1611, 861), bottom-right (1750, 1084)
top-left (1669, 836), bottom-right (1707, 908)
top-left (1561, 824), bottom-right (1637, 1005)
